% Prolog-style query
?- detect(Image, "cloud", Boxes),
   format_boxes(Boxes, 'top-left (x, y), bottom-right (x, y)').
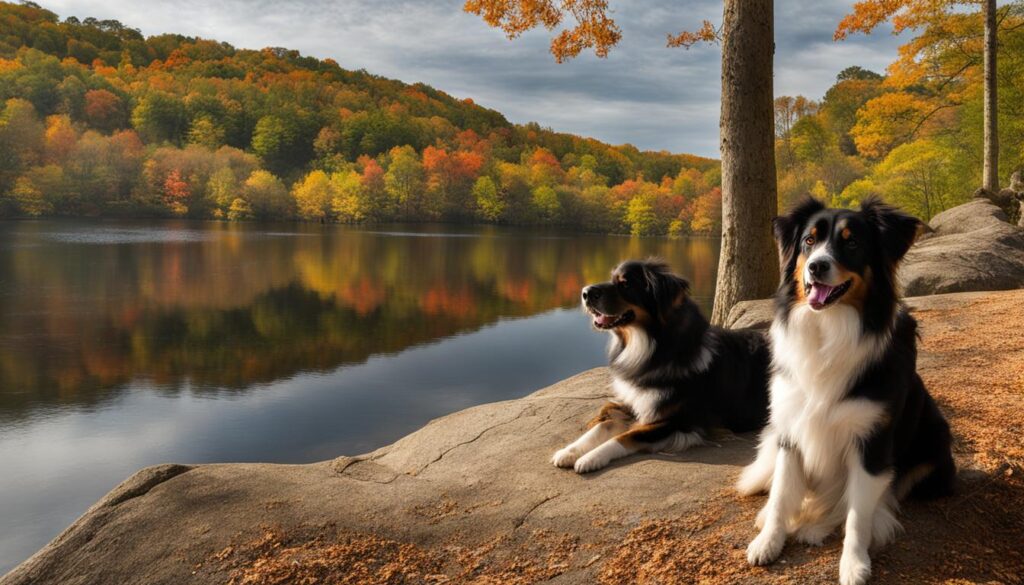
top-left (41, 0), bottom-right (904, 157)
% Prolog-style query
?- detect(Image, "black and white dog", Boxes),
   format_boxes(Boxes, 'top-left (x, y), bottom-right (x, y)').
top-left (738, 197), bottom-right (955, 585)
top-left (552, 259), bottom-right (771, 474)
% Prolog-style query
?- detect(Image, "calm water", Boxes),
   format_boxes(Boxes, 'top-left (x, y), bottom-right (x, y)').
top-left (0, 219), bottom-right (719, 573)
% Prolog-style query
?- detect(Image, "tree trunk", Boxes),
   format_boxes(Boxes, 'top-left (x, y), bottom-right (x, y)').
top-left (983, 0), bottom-right (999, 192)
top-left (710, 0), bottom-right (779, 326)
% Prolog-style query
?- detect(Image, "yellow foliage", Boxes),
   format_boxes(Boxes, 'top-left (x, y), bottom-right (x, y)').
top-left (851, 92), bottom-right (936, 159)
top-left (0, 58), bottom-right (22, 74)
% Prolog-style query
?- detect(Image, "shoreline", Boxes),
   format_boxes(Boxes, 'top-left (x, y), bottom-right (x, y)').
top-left (4, 289), bottom-right (1023, 585)
top-left (0, 216), bottom-right (723, 240)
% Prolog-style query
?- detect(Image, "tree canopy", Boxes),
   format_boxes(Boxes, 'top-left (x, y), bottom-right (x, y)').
top-left (774, 0), bottom-right (1024, 220)
top-left (0, 0), bottom-right (723, 235)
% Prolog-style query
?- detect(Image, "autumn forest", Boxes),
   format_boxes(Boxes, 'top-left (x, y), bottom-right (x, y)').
top-left (0, 0), bottom-right (1023, 234)
top-left (0, 1), bottom-right (723, 235)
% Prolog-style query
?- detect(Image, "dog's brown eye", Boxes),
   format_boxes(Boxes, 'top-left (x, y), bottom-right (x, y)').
top-left (804, 236), bottom-right (815, 246)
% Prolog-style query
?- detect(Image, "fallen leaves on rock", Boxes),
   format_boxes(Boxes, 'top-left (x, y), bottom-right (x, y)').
top-left (212, 525), bottom-right (579, 585)
top-left (210, 291), bottom-right (1024, 585)
top-left (598, 291), bottom-right (1024, 585)
top-left (219, 526), bottom-right (445, 585)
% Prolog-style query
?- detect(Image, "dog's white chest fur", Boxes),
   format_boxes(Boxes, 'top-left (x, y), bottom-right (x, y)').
top-left (611, 377), bottom-right (666, 424)
top-left (769, 305), bottom-right (888, 479)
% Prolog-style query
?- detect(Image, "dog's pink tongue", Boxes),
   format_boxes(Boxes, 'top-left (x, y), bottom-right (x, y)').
top-left (808, 283), bottom-right (834, 307)
top-left (595, 314), bottom-right (617, 327)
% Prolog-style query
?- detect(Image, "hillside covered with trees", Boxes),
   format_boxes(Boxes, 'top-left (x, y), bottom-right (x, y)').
top-left (4, 2), bottom-right (1022, 233)
top-left (0, 1), bottom-right (723, 235)
top-left (776, 1), bottom-right (1024, 220)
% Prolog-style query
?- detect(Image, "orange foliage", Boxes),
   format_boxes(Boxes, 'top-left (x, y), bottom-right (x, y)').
top-left (464, 0), bottom-right (721, 61)
top-left (667, 20), bottom-right (720, 48)
top-left (834, 0), bottom-right (995, 97)
top-left (420, 286), bottom-right (476, 318)
top-left (44, 115), bottom-right (77, 163)
top-left (403, 88), bottom-right (430, 103)
top-left (463, 0), bottom-right (622, 62)
top-left (91, 59), bottom-right (117, 77)
top-left (555, 272), bottom-right (582, 301)
top-left (163, 49), bottom-right (192, 69)
top-left (108, 129), bottom-right (144, 158)
top-left (337, 278), bottom-right (386, 315)
top-left (0, 3), bottom-right (722, 232)
top-left (0, 57), bottom-right (21, 73)
top-left (83, 89), bottom-right (123, 131)
top-left (499, 279), bottom-right (533, 303)
top-left (835, 0), bottom-right (960, 41)
top-left (689, 187), bottom-right (722, 234)
top-left (454, 151), bottom-right (484, 178)
top-left (162, 169), bottom-right (190, 215)
top-left (359, 157), bottom-right (385, 191)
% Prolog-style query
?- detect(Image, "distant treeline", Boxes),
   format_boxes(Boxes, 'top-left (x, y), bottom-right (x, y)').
top-left (776, 2), bottom-right (1024, 221)
top-left (0, 1), bottom-right (723, 235)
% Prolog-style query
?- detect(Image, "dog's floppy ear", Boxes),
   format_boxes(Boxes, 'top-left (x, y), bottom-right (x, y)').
top-left (641, 259), bottom-right (689, 316)
top-left (773, 196), bottom-right (825, 277)
top-left (860, 196), bottom-right (921, 264)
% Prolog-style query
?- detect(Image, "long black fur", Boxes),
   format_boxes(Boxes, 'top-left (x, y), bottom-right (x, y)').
top-left (589, 260), bottom-right (771, 438)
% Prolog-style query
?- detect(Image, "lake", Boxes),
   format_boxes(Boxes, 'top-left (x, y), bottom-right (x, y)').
top-left (0, 219), bottom-right (719, 573)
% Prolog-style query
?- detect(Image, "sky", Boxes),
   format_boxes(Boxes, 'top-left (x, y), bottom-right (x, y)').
top-left (40, 0), bottom-right (906, 158)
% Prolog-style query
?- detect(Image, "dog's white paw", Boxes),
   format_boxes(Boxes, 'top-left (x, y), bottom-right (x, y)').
top-left (794, 522), bottom-right (832, 546)
top-left (754, 504), bottom-right (769, 530)
top-left (573, 450), bottom-right (609, 474)
top-left (839, 549), bottom-right (871, 585)
top-left (746, 528), bottom-right (785, 566)
top-left (551, 447), bottom-right (580, 468)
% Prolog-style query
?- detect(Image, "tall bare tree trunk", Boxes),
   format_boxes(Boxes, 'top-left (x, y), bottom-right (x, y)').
top-left (983, 0), bottom-right (999, 192)
top-left (710, 0), bottom-right (779, 326)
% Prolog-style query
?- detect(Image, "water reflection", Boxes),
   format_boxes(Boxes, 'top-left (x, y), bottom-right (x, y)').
top-left (0, 220), bottom-right (718, 421)
top-left (0, 220), bottom-right (719, 573)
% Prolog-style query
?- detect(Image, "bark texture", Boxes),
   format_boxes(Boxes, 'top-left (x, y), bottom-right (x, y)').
top-left (983, 0), bottom-right (999, 192)
top-left (710, 0), bottom-right (779, 325)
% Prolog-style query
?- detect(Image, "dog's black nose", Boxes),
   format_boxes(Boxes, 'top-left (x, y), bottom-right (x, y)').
top-left (808, 259), bottom-right (830, 277)
top-left (582, 286), bottom-right (600, 302)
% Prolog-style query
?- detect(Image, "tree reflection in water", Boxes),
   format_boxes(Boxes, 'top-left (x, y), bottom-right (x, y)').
top-left (0, 220), bottom-right (718, 420)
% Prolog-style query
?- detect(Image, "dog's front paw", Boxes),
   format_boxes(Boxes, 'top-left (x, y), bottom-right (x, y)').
top-left (573, 450), bottom-right (609, 474)
top-left (839, 549), bottom-right (871, 585)
top-left (794, 522), bottom-right (832, 546)
top-left (551, 447), bottom-right (580, 468)
top-left (746, 528), bottom-right (785, 566)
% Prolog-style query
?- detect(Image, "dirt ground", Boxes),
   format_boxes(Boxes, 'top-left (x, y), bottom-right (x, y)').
top-left (213, 292), bottom-right (1024, 585)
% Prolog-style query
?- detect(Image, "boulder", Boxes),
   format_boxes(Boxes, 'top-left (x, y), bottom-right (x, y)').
top-left (4, 290), bottom-right (1024, 585)
top-left (1010, 169), bottom-right (1023, 193)
top-left (972, 187), bottom-right (1019, 219)
top-left (725, 299), bottom-right (774, 331)
top-left (901, 199), bottom-right (1024, 296)
top-left (923, 198), bottom-right (1012, 238)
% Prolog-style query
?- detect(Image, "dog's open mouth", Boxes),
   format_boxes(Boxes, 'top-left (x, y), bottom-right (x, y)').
top-left (805, 279), bottom-right (852, 310)
top-left (589, 308), bottom-right (635, 329)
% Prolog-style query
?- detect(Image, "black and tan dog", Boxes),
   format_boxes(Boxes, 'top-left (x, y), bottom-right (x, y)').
top-left (552, 259), bottom-right (771, 473)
